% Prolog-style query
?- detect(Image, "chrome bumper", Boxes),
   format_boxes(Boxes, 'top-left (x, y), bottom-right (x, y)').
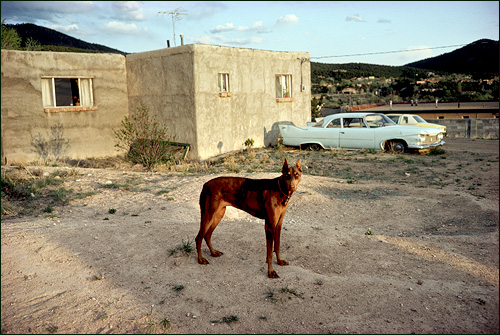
top-left (408, 140), bottom-right (445, 150)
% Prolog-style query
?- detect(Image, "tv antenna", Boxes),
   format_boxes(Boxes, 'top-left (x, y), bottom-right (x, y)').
top-left (158, 7), bottom-right (188, 46)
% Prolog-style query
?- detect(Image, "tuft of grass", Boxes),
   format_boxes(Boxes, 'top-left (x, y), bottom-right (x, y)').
top-left (47, 326), bottom-right (58, 333)
top-left (168, 238), bottom-right (194, 256)
top-left (171, 284), bottom-right (185, 292)
top-left (108, 208), bottom-right (117, 214)
top-left (222, 315), bottom-right (239, 324)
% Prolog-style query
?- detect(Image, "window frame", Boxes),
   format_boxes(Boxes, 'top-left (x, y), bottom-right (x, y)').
top-left (275, 74), bottom-right (294, 102)
top-left (41, 76), bottom-right (96, 113)
top-left (218, 73), bottom-right (233, 97)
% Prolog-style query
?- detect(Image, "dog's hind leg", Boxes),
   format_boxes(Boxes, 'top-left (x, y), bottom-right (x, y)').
top-left (196, 189), bottom-right (213, 264)
top-left (204, 206), bottom-right (226, 257)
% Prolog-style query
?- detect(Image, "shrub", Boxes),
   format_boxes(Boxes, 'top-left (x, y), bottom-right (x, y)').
top-left (114, 103), bottom-right (175, 170)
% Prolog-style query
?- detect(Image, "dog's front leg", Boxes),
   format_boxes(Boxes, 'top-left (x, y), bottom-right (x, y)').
top-left (265, 223), bottom-right (279, 278)
top-left (274, 217), bottom-right (288, 266)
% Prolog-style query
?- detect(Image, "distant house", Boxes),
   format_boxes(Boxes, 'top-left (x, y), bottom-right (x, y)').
top-left (342, 87), bottom-right (357, 95)
top-left (1, 45), bottom-right (311, 163)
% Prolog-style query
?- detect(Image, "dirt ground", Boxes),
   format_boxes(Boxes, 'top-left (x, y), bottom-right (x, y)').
top-left (1, 138), bottom-right (499, 334)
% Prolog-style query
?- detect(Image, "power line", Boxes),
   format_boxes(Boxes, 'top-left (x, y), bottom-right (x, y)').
top-left (311, 43), bottom-right (468, 60)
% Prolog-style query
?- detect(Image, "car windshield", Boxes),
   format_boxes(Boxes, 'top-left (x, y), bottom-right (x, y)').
top-left (413, 115), bottom-right (427, 123)
top-left (365, 114), bottom-right (396, 128)
top-left (313, 119), bottom-right (324, 127)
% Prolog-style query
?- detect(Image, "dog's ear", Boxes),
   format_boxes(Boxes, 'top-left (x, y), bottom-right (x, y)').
top-left (296, 158), bottom-right (302, 172)
top-left (282, 158), bottom-right (289, 174)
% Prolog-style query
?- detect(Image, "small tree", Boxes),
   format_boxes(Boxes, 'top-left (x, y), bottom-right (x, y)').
top-left (1, 19), bottom-right (21, 50)
top-left (114, 103), bottom-right (175, 170)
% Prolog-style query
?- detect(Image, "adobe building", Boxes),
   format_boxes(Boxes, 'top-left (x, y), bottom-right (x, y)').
top-left (1, 50), bottom-right (129, 164)
top-left (1, 45), bottom-right (311, 163)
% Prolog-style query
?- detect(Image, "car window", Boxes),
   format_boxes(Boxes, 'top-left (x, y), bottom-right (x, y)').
top-left (387, 115), bottom-right (399, 123)
top-left (366, 114), bottom-right (396, 128)
top-left (326, 118), bottom-right (341, 128)
top-left (403, 116), bottom-right (409, 124)
top-left (343, 118), bottom-right (366, 128)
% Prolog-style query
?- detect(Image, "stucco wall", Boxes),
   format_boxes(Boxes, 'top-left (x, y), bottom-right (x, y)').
top-left (192, 45), bottom-right (311, 159)
top-left (1, 50), bottom-right (128, 164)
top-left (126, 46), bottom-right (197, 158)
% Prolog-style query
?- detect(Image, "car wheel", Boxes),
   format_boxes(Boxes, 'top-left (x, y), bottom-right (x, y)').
top-left (309, 143), bottom-right (322, 151)
top-left (390, 141), bottom-right (406, 153)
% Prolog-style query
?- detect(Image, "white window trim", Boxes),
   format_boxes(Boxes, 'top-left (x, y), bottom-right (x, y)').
top-left (275, 74), bottom-right (294, 102)
top-left (41, 76), bottom-right (94, 108)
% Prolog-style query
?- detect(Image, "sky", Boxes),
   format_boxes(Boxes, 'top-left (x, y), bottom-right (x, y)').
top-left (1, 1), bottom-right (498, 66)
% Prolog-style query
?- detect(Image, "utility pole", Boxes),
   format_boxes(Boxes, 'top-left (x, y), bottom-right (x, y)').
top-left (158, 8), bottom-right (188, 47)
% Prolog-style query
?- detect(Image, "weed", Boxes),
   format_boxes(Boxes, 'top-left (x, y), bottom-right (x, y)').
top-left (50, 187), bottom-right (72, 203)
top-left (47, 326), bottom-right (58, 333)
top-left (266, 288), bottom-right (277, 303)
top-left (159, 318), bottom-right (171, 329)
top-left (365, 229), bottom-right (373, 235)
top-left (222, 315), bottom-right (239, 324)
top-left (43, 205), bottom-right (54, 213)
top-left (168, 238), bottom-right (194, 256)
top-left (429, 147), bottom-right (445, 155)
top-left (171, 284), bottom-right (185, 292)
top-left (91, 274), bottom-right (103, 281)
top-left (281, 285), bottom-right (303, 298)
top-left (108, 208), bottom-right (117, 214)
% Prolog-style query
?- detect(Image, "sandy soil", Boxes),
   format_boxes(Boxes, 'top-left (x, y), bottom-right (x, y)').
top-left (1, 138), bottom-right (498, 334)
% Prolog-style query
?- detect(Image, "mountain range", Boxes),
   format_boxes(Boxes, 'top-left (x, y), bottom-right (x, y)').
top-left (6, 23), bottom-right (499, 77)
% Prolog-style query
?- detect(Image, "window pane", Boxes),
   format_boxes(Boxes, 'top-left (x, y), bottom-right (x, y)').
top-left (218, 73), bottom-right (229, 92)
top-left (276, 75), bottom-right (291, 98)
top-left (54, 78), bottom-right (74, 106)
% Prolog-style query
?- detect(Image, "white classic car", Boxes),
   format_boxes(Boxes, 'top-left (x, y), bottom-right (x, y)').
top-left (279, 112), bottom-right (445, 153)
top-left (386, 114), bottom-right (447, 133)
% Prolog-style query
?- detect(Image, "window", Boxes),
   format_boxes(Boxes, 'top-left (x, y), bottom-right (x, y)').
top-left (343, 118), bottom-right (366, 128)
top-left (326, 118), bottom-right (341, 128)
top-left (41, 77), bottom-right (94, 109)
top-left (218, 73), bottom-right (230, 92)
top-left (275, 74), bottom-right (292, 99)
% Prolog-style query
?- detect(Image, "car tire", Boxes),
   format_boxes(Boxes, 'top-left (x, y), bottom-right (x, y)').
top-left (308, 143), bottom-right (322, 151)
top-left (390, 141), bottom-right (406, 153)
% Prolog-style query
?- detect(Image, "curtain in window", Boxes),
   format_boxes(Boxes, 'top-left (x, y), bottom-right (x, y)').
top-left (41, 78), bottom-right (54, 107)
top-left (275, 76), bottom-right (283, 98)
top-left (79, 78), bottom-right (92, 107)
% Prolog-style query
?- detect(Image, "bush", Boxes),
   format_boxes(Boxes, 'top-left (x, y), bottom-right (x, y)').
top-left (114, 103), bottom-right (175, 170)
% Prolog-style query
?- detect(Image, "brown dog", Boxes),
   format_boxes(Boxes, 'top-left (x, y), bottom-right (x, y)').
top-left (195, 158), bottom-right (302, 278)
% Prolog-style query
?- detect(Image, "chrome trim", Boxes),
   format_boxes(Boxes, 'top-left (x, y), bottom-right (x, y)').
top-left (408, 140), bottom-right (445, 149)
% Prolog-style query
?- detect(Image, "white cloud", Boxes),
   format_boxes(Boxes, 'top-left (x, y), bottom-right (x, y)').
top-left (277, 14), bottom-right (300, 25)
top-left (346, 14), bottom-right (365, 23)
top-left (47, 24), bottom-right (80, 33)
top-left (112, 1), bottom-right (144, 21)
top-left (209, 21), bottom-right (270, 34)
top-left (377, 18), bottom-right (391, 24)
top-left (210, 23), bottom-right (237, 33)
top-left (188, 34), bottom-right (263, 46)
top-left (105, 21), bottom-right (145, 35)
